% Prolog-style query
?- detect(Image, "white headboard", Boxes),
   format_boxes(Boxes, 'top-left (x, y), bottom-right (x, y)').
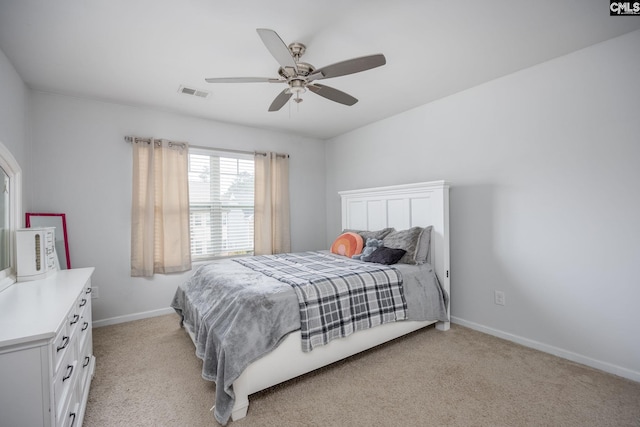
top-left (339, 181), bottom-right (450, 301)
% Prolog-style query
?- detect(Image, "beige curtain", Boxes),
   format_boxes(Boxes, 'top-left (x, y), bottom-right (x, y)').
top-left (254, 152), bottom-right (291, 255)
top-left (131, 138), bottom-right (191, 277)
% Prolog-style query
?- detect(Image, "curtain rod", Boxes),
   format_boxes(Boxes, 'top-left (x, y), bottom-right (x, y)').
top-left (124, 136), bottom-right (289, 158)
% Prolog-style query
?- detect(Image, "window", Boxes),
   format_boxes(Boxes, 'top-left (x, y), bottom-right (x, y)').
top-left (188, 148), bottom-right (255, 260)
top-left (0, 141), bottom-right (22, 292)
top-left (0, 167), bottom-right (10, 272)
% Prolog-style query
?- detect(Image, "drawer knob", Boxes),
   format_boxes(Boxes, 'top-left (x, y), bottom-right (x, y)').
top-left (83, 356), bottom-right (91, 368)
top-left (69, 412), bottom-right (77, 427)
top-left (56, 336), bottom-right (69, 352)
top-left (79, 298), bottom-right (87, 307)
top-left (62, 364), bottom-right (74, 382)
top-left (70, 314), bottom-right (79, 325)
top-left (81, 322), bottom-right (89, 331)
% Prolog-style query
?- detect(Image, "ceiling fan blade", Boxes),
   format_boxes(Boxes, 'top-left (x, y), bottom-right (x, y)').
top-left (205, 77), bottom-right (283, 83)
top-left (307, 83), bottom-right (358, 106)
top-left (268, 89), bottom-right (293, 112)
top-left (256, 28), bottom-right (298, 73)
top-left (308, 54), bottom-right (386, 82)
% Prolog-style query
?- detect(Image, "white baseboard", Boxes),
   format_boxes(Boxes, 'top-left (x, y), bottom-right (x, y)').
top-left (93, 307), bottom-right (176, 328)
top-left (92, 310), bottom-right (639, 383)
top-left (451, 316), bottom-right (640, 383)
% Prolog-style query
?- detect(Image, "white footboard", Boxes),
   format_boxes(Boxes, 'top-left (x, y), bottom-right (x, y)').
top-left (436, 320), bottom-right (450, 331)
top-left (230, 318), bottom-right (439, 420)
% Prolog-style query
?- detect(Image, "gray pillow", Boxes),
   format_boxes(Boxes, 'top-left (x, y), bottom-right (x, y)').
top-left (382, 226), bottom-right (424, 265)
top-left (414, 226), bottom-right (433, 265)
top-left (343, 228), bottom-right (394, 243)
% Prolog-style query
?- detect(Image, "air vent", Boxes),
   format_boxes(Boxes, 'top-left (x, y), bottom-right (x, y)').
top-left (178, 85), bottom-right (211, 99)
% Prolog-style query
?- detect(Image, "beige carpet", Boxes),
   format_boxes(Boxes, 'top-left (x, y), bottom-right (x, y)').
top-left (84, 314), bottom-right (640, 427)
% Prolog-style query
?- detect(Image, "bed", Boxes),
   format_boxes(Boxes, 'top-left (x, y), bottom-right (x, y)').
top-left (171, 180), bottom-right (450, 425)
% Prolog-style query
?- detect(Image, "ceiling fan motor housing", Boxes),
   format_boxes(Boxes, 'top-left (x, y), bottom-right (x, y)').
top-left (278, 62), bottom-right (315, 79)
top-left (279, 61), bottom-right (315, 96)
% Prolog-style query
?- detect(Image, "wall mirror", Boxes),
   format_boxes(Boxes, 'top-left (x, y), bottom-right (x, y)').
top-left (0, 141), bottom-right (22, 293)
top-left (26, 213), bottom-right (71, 270)
top-left (0, 167), bottom-right (9, 272)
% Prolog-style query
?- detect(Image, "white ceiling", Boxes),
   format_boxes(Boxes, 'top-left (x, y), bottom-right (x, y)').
top-left (1, 0), bottom-right (638, 140)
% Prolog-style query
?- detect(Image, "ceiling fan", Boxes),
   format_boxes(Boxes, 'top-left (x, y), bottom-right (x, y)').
top-left (205, 28), bottom-right (386, 111)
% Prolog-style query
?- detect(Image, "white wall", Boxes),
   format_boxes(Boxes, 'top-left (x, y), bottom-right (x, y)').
top-left (325, 30), bottom-right (640, 381)
top-left (0, 48), bottom-right (28, 174)
top-left (29, 92), bottom-right (326, 323)
top-left (7, 28), bottom-right (640, 381)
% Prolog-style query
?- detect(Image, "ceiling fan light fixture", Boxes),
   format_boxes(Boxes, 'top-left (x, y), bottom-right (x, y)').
top-left (287, 85), bottom-right (305, 104)
top-left (288, 78), bottom-right (306, 94)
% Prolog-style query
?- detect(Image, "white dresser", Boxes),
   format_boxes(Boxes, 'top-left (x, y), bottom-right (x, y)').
top-left (0, 268), bottom-right (95, 427)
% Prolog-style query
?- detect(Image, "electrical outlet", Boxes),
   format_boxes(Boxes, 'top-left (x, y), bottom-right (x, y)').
top-left (91, 286), bottom-right (99, 299)
top-left (494, 290), bottom-right (505, 306)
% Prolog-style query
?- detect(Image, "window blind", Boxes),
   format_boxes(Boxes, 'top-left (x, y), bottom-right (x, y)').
top-left (188, 148), bottom-right (254, 259)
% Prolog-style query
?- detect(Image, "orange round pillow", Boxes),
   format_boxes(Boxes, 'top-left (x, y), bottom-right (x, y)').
top-left (330, 232), bottom-right (364, 257)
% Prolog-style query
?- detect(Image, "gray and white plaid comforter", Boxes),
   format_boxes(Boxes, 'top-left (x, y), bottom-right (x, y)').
top-left (234, 251), bottom-right (407, 352)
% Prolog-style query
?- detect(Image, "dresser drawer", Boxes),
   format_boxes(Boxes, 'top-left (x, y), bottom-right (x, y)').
top-left (67, 297), bottom-right (83, 337)
top-left (66, 401), bottom-right (81, 427)
top-left (77, 333), bottom-right (94, 399)
top-left (74, 295), bottom-right (89, 329)
top-left (77, 296), bottom-right (92, 352)
top-left (77, 318), bottom-right (91, 352)
top-left (58, 388), bottom-right (80, 427)
top-left (53, 321), bottom-right (71, 375)
top-left (82, 284), bottom-right (93, 300)
top-left (54, 335), bottom-right (78, 423)
top-left (76, 294), bottom-right (89, 314)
